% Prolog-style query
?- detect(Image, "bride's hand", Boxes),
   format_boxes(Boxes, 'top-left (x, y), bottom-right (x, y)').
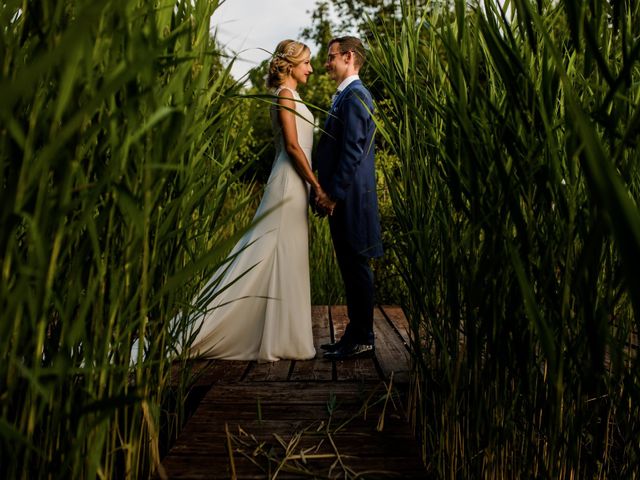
top-left (313, 186), bottom-right (336, 216)
top-left (313, 184), bottom-right (326, 199)
top-left (313, 186), bottom-right (328, 206)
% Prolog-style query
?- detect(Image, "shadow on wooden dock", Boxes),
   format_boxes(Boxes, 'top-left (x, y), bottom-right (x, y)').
top-left (160, 305), bottom-right (425, 479)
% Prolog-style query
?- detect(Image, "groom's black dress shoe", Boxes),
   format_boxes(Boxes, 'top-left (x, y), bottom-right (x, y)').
top-left (323, 343), bottom-right (375, 360)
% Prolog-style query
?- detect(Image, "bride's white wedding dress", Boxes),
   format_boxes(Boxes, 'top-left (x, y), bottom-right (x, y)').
top-left (186, 86), bottom-right (316, 362)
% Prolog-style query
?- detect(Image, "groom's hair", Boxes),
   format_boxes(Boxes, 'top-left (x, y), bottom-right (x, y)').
top-left (329, 36), bottom-right (366, 69)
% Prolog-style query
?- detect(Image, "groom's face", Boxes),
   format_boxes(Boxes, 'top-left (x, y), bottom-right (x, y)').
top-left (325, 43), bottom-right (350, 84)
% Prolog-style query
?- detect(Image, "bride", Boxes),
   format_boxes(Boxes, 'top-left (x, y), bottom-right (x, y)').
top-left (182, 40), bottom-right (328, 362)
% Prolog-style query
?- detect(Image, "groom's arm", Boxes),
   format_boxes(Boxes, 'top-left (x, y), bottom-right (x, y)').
top-left (327, 91), bottom-right (373, 201)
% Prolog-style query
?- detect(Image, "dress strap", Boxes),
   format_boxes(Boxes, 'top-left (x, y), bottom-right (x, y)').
top-left (275, 86), bottom-right (297, 97)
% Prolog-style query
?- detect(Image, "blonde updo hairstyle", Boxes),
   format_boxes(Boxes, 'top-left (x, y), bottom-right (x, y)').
top-left (266, 39), bottom-right (310, 89)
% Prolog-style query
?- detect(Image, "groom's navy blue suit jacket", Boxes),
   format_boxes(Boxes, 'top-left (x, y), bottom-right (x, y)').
top-left (316, 80), bottom-right (383, 258)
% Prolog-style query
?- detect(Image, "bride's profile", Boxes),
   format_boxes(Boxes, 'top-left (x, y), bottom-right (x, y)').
top-left (180, 39), bottom-right (327, 362)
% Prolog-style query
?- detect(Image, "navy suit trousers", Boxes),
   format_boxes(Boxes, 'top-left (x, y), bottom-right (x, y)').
top-left (329, 213), bottom-right (375, 346)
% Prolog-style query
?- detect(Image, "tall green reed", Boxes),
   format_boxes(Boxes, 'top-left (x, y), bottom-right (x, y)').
top-left (368, 0), bottom-right (639, 476)
top-left (0, 0), bottom-right (254, 478)
top-left (309, 212), bottom-right (345, 305)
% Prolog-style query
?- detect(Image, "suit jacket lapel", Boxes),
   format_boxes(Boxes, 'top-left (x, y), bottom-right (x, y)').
top-left (333, 80), bottom-right (361, 111)
top-left (326, 79), bottom-right (362, 129)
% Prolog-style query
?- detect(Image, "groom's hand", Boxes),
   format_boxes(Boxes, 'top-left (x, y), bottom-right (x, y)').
top-left (311, 200), bottom-right (328, 218)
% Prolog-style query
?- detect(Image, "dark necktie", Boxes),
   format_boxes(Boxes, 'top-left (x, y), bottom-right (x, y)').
top-left (331, 89), bottom-right (341, 107)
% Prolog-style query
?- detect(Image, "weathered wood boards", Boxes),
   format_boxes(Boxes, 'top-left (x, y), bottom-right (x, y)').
top-left (160, 306), bottom-right (424, 479)
top-left (162, 383), bottom-right (424, 479)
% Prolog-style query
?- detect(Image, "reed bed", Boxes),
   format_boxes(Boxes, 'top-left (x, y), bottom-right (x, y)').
top-left (309, 213), bottom-right (346, 305)
top-left (0, 0), bottom-right (254, 478)
top-left (367, 0), bottom-right (640, 477)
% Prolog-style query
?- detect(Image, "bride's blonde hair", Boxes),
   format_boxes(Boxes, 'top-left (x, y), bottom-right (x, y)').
top-left (266, 40), bottom-right (310, 89)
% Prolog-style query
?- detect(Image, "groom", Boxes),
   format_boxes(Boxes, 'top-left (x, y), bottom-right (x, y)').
top-left (314, 36), bottom-right (383, 360)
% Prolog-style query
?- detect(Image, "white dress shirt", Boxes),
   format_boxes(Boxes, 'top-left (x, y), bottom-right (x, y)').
top-left (336, 74), bottom-right (360, 94)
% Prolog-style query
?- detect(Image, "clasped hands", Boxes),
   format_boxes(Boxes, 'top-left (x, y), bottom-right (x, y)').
top-left (313, 185), bottom-right (337, 216)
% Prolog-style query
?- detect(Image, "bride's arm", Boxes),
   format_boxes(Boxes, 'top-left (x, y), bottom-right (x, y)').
top-left (276, 89), bottom-right (328, 201)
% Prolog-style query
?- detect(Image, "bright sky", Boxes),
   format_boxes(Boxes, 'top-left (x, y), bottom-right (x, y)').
top-left (211, 0), bottom-right (322, 80)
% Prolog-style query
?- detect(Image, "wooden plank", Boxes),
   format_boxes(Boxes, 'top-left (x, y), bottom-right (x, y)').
top-left (169, 390), bottom-right (413, 431)
top-left (163, 457), bottom-right (424, 477)
top-left (160, 306), bottom-right (426, 480)
top-left (169, 359), bottom-right (212, 388)
top-left (170, 359), bottom-right (251, 388)
top-left (330, 304), bottom-right (349, 341)
top-left (162, 381), bottom-right (424, 479)
top-left (379, 305), bottom-right (411, 350)
top-left (374, 308), bottom-right (411, 384)
top-left (184, 383), bottom-right (407, 427)
top-left (180, 410), bottom-right (411, 433)
top-left (201, 382), bottom-right (375, 405)
top-left (164, 433), bottom-right (423, 477)
top-left (169, 430), bottom-right (419, 456)
top-left (329, 305), bottom-right (380, 381)
top-left (335, 356), bottom-right (380, 381)
top-left (178, 414), bottom-right (414, 435)
top-left (290, 305), bottom-right (334, 381)
top-left (244, 359), bottom-right (292, 382)
top-left (192, 360), bottom-right (250, 386)
top-left (163, 454), bottom-right (424, 479)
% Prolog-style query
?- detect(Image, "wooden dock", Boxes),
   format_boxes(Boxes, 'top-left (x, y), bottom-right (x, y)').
top-left (160, 305), bottom-right (425, 479)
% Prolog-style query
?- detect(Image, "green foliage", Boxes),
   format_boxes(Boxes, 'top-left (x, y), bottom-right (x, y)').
top-left (372, 149), bottom-right (407, 304)
top-left (231, 82), bottom-right (277, 184)
top-left (367, 0), bottom-right (640, 476)
top-left (301, 1), bottom-right (336, 52)
top-left (0, 0), bottom-right (256, 478)
top-left (310, 213), bottom-right (346, 305)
